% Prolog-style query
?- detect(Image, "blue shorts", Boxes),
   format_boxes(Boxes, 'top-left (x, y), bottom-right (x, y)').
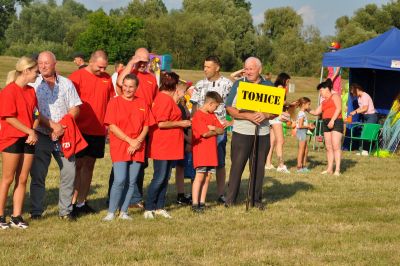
top-left (296, 129), bottom-right (307, 141)
top-left (172, 152), bottom-right (195, 180)
top-left (217, 132), bottom-right (227, 168)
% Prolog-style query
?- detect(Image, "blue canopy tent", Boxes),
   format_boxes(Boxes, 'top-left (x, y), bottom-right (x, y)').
top-left (322, 27), bottom-right (400, 115)
top-left (318, 27), bottom-right (400, 151)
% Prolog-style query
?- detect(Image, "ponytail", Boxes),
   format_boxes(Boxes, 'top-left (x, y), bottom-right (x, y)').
top-left (4, 56), bottom-right (37, 86)
top-left (6, 70), bottom-right (19, 85)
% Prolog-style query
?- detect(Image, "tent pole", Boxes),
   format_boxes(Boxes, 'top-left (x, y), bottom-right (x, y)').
top-left (313, 66), bottom-right (324, 150)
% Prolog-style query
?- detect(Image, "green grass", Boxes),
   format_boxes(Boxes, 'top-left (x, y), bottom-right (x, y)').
top-left (1, 56), bottom-right (400, 265)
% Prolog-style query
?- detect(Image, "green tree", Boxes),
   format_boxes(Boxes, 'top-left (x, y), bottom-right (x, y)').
top-left (74, 10), bottom-right (147, 62)
top-left (0, 0), bottom-right (32, 51)
top-left (261, 7), bottom-right (303, 40)
top-left (125, 0), bottom-right (167, 19)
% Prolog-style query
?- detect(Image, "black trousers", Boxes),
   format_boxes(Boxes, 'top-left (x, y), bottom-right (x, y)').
top-left (226, 132), bottom-right (270, 205)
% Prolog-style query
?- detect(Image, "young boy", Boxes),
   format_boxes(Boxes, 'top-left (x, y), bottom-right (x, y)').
top-left (191, 91), bottom-right (224, 212)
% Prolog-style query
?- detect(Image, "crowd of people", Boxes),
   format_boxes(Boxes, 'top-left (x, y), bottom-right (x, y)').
top-left (0, 45), bottom-right (382, 229)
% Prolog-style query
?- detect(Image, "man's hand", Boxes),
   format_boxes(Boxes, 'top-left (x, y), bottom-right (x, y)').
top-left (222, 120), bottom-right (233, 128)
top-left (50, 122), bottom-right (66, 139)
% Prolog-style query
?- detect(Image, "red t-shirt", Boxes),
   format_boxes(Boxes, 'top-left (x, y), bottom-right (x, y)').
top-left (119, 69), bottom-right (158, 107)
top-left (104, 96), bottom-right (153, 163)
top-left (0, 82), bottom-right (37, 151)
top-left (148, 92), bottom-right (184, 160)
top-left (192, 110), bottom-right (223, 168)
top-left (69, 68), bottom-right (114, 136)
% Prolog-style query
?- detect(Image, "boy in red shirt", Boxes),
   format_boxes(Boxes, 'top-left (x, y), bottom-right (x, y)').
top-left (191, 91), bottom-right (224, 212)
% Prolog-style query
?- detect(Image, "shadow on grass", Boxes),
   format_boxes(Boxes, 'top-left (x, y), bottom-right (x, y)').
top-left (285, 156), bottom-right (357, 173)
top-left (5, 184), bottom-right (103, 217)
top-left (264, 177), bottom-right (314, 204)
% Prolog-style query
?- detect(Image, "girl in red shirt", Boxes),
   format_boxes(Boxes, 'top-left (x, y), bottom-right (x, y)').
top-left (0, 56), bottom-right (38, 229)
top-left (145, 72), bottom-right (191, 219)
top-left (309, 79), bottom-right (343, 176)
top-left (103, 74), bottom-right (151, 221)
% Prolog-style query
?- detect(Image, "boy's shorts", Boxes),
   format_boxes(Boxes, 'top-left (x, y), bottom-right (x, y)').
top-left (296, 129), bottom-right (307, 141)
top-left (196, 166), bottom-right (216, 174)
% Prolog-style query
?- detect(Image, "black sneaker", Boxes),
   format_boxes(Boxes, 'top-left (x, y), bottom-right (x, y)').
top-left (77, 203), bottom-right (97, 214)
top-left (199, 203), bottom-right (206, 211)
top-left (191, 204), bottom-right (203, 213)
top-left (177, 194), bottom-right (192, 205)
top-left (0, 215), bottom-right (10, 229)
top-left (10, 215), bottom-right (29, 229)
top-left (59, 213), bottom-right (77, 221)
top-left (217, 195), bottom-right (226, 204)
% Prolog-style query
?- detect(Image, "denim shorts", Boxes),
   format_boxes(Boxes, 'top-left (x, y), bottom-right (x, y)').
top-left (296, 129), bottom-right (307, 141)
top-left (196, 166), bottom-right (216, 174)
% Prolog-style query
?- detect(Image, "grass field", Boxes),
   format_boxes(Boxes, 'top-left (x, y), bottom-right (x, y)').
top-left (0, 56), bottom-right (400, 265)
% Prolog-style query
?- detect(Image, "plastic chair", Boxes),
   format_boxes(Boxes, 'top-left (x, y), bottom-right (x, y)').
top-left (348, 123), bottom-right (382, 156)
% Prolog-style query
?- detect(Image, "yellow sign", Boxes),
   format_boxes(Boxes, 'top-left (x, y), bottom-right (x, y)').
top-left (236, 82), bottom-right (285, 115)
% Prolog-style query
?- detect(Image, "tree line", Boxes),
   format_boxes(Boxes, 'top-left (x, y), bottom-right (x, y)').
top-left (1, 0), bottom-right (400, 76)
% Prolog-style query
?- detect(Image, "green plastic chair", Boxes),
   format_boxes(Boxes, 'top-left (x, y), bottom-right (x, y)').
top-left (349, 123), bottom-right (382, 156)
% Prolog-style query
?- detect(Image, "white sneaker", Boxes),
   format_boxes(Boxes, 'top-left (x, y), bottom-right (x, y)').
top-left (265, 164), bottom-right (275, 170)
top-left (144, 210), bottom-right (155, 219)
top-left (277, 165), bottom-right (290, 174)
top-left (103, 212), bottom-right (115, 221)
top-left (154, 209), bottom-right (172, 219)
top-left (118, 212), bottom-right (133, 220)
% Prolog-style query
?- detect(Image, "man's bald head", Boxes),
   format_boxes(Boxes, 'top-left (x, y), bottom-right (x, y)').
top-left (88, 50), bottom-right (108, 76)
top-left (38, 51), bottom-right (57, 78)
top-left (134, 48), bottom-right (150, 61)
top-left (89, 50), bottom-right (108, 63)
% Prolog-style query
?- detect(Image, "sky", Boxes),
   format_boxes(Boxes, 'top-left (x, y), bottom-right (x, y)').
top-left (57, 0), bottom-right (392, 36)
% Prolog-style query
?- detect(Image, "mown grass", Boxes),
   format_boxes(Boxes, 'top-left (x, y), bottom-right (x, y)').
top-left (0, 56), bottom-right (399, 265)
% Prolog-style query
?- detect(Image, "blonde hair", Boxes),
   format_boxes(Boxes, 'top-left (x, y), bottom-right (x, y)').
top-left (6, 56), bottom-right (37, 85)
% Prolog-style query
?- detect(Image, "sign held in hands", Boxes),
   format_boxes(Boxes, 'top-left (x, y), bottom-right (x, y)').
top-left (236, 82), bottom-right (285, 115)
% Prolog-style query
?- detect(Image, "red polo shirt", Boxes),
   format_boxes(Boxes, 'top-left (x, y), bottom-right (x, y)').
top-left (69, 68), bottom-right (114, 136)
top-left (104, 96), bottom-right (153, 163)
top-left (192, 110), bottom-right (223, 168)
top-left (148, 92), bottom-right (184, 160)
top-left (0, 82), bottom-right (37, 151)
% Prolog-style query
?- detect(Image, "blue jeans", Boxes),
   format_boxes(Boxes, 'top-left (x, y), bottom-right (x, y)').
top-left (145, 160), bottom-right (173, 211)
top-left (109, 161), bottom-right (141, 213)
top-left (217, 131), bottom-right (227, 167)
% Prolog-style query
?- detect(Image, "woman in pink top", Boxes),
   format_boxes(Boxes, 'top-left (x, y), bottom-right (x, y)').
top-left (349, 84), bottom-right (378, 124)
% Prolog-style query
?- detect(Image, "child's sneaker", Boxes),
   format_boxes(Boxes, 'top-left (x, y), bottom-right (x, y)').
top-left (102, 212), bottom-right (115, 221)
top-left (154, 209), bottom-right (172, 219)
top-left (0, 216), bottom-right (10, 229)
top-left (277, 165), bottom-right (290, 174)
top-left (176, 194), bottom-right (192, 205)
top-left (10, 215), bottom-right (29, 229)
top-left (144, 210), bottom-right (155, 219)
top-left (191, 204), bottom-right (203, 213)
top-left (296, 167), bottom-right (310, 173)
top-left (118, 212), bottom-right (133, 220)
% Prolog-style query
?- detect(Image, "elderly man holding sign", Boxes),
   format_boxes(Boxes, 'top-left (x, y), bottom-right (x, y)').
top-left (225, 57), bottom-right (285, 210)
